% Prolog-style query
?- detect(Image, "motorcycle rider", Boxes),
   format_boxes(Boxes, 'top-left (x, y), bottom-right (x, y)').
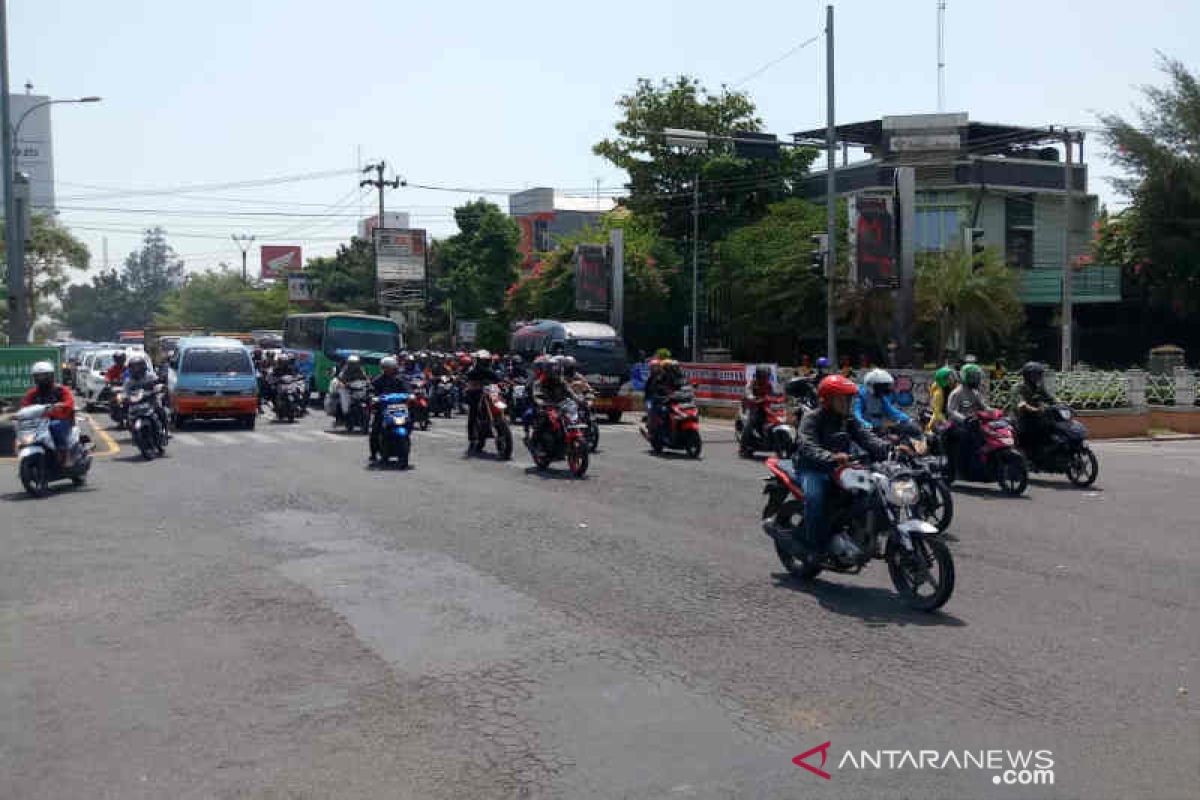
top-left (646, 358), bottom-right (687, 435)
top-left (21, 361), bottom-right (78, 468)
top-left (328, 354), bottom-right (369, 420)
top-left (793, 375), bottom-right (897, 559)
top-left (853, 368), bottom-right (912, 432)
top-left (561, 355), bottom-right (592, 398)
top-left (123, 353), bottom-right (170, 432)
top-left (945, 362), bottom-right (992, 476)
top-left (926, 366), bottom-right (959, 434)
top-left (743, 365), bottom-right (775, 442)
top-left (530, 356), bottom-right (580, 445)
top-left (103, 350), bottom-right (128, 385)
top-left (463, 349), bottom-right (497, 449)
top-left (368, 356), bottom-right (413, 462)
top-left (1016, 361), bottom-right (1056, 449)
top-left (401, 353), bottom-right (424, 384)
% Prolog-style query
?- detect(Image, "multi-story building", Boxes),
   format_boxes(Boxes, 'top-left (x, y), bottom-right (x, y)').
top-left (508, 187), bottom-right (615, 272)
top-left (793, 112), bottom-right (1121, 359)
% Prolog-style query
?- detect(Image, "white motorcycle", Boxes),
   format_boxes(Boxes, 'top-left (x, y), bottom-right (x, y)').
top-left (13, 405), bottom-right (94, 497)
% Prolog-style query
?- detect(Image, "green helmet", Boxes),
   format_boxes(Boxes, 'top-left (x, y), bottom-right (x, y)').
top-left (933, 366), bottom-right (957, 389)
top-left (960, 363), bottom-right (983, 388)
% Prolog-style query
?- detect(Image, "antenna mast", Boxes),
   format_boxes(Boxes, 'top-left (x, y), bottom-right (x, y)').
top-left (937, 1), bottom-right (946, 112)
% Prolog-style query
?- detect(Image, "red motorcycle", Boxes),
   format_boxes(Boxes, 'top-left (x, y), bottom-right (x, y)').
top-left (640, 387), bottom-right (702, 458)
top-left (408, 380), bottom-right (431, 431)
top-left (735, 395), bottom-right (795, 457)
top-left (526, 398), bottom-right (589, 477)
top-left (940, 408), bottom-right (1028, 495)
top-left (469, 383), bottom-right (514, 459)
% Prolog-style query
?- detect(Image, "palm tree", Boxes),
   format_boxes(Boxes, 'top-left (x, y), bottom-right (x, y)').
top-left (915, 247), bottom-right (1023, 361)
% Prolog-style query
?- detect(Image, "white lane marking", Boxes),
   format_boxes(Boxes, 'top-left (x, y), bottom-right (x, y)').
top-left (245, 432), bottom-right (274, 444)
top-left (276, 430), bottom-right (314, 443)
top-left (172, 434), bottom-right (202, 446)
top-left (205, 432), bottom-right (239, 445)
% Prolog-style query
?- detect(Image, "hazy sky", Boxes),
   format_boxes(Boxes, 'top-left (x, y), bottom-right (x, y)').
top-left (9, 0), bottom-right (1195, 276)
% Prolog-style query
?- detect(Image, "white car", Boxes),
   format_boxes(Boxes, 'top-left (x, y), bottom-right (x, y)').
top-left (78, 348), bottom-right (140, 409)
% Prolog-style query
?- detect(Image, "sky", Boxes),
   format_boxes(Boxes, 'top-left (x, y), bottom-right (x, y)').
top-left (8, 0), bottom-right (1196, 279)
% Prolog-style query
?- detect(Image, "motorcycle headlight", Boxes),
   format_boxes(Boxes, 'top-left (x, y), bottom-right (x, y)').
top-left (888, 479), bottom-right (919, 507)
top-left (17, 431), bottom-right (36, 446)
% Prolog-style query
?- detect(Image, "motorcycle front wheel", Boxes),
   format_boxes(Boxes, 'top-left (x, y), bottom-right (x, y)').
top-left (997, 452), bottom-right (1028, 496)
top-left (917, 477), bottom-right (954, 532)
top-left (495, 422), bottom-right (514, 461)
top-left (683, 429), bottom-right (702, 459)
top-left (136, 425), bottom-right (157, 460)
top-left (567, 439), bottom-right (589, 478)
top-left (768, 500), bottom-right (822, 580)
top-left (19, 455), bottom-right (50, 498)
top-left (886, 535), bottom-right (955, 611)
top-left (1066, 447), bottom-right (1099, 487)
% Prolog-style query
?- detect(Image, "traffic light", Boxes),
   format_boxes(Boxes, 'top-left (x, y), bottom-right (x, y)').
top-left (809, 233), bottom-right (829, 279)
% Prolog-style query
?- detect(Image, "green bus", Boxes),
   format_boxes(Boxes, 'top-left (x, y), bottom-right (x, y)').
top-left (283, 312), bottom-right (403, 395)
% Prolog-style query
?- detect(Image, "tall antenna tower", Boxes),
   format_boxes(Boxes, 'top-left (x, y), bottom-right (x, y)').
top-left (937, 1), bottom-right (947, 112)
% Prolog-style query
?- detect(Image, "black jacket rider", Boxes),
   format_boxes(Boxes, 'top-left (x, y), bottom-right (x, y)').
top-left (795, 408), bottom-right (890, 473)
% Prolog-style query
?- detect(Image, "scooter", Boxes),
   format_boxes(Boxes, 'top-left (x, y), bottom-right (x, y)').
top-left (408, 380), bottom-right (432, 431)
top-left (374, 392), bottom-right (413, 468)
top-left (431, 375), bottom-right (455, 418)
top-left (128, 385), bottom-right (169, 460)
top-left (1017, 404), bottom-right (1099, 487)
top-left (735, 395), bottom-right (795, 457)
top-left (13, 405), bottom-right (94, 497)
top-left (343, 379), bottom-right (371, 434)
top-left (108, 383), bottom-right (129, 430)
top-left (640, 387), bottom-right (702, 458)
top-left (272, 374), bottom-right (308, 423)
top-left (940, 409), bottom-right (1028, 495)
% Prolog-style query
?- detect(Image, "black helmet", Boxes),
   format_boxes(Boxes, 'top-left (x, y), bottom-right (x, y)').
top-left (561, 355), bottom-right (577, 375)
top-left (754, 364), bottom-right (770, 380)
top-left (113, 351), bottom-right (127, 364)
top-left (1021, 361), bottom-right (1045, 384)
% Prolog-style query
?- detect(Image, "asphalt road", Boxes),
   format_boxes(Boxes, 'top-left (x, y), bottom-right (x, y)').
top-left (1, 408), bottom-right (1196, 799)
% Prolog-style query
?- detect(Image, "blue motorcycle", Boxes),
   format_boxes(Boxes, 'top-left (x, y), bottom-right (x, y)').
top-left (375, 392), bottom-right (413, 468)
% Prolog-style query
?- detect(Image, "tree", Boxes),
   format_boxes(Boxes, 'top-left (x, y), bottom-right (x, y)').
top-left (915, 248), bottom-right (1023, 361)
top-left (0, 215), bottom-right (91, 334)
top-left (593, 76), bottom-right (817, 244)
top-left (154, 270), bottom-right (288, 331)
top-left (303, 237), bottom-right (379, 313)
top-left (120, 227), bottom-right (185, 326)
top-left (60, 269), bottom-right (132, 341)
top-left (1098, 55), bottom-right (1200, 315)
top-left (435, 199), bottom-right (521, 350)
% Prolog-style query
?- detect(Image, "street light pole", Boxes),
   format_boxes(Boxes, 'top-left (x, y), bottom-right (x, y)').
top-left (824, 4), bottom-right (838, 365)
top-left (232, 234), bottom-right (255, 282)
top-left (691, 173), bottom-right (700, 362)
top-left (1, 0), bottom-right (19, 344)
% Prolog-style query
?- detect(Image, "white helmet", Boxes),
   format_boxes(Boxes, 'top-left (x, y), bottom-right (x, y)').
top-left (347, 354), bottom-right (361, 365)
top-left (30, 360), bottom-right (54, 377)
top-left (474, 349), bottom-right (491, 360)
top-left (380, 356), bottom-right (398, 370)
top-left (863, 368), bottom-right (895, 396)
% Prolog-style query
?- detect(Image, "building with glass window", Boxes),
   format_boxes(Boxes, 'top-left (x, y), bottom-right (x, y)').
top-left (793, 113), bottom-right (1122, 361)
top-left (508, 188), bottom-right (615, 273)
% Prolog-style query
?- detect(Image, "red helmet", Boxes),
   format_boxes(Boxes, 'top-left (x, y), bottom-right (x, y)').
top-left (817, 374), bottom-right (858, 406)
top-left (458, 354), bottom-right (472, 367)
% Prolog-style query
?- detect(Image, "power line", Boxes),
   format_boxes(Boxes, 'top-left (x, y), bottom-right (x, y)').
top-left (730, 33), bottom-right (822, 88)
top-left (56, 168), bottom-right (359, 201)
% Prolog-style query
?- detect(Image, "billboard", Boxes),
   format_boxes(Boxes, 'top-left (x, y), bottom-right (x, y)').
top-left (374, 228), bottom-right (427, 282)
top-left (260, 245), bottom-right (302, 279)
top-left (287, 275), bottom-right (312, 302)
top-left (855, 196), bottom-right (897, 288)
top-left (574, 243), bottom-right (609, 312)
top-left (4, 94), bottom-right (55, 211)
top-left (456, 320), bottom-right (478, 346)
top-left (358, 212), bottom-right (410, 240)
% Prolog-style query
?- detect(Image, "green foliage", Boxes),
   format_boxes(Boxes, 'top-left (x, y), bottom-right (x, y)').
top-left (434, 199), bottom-right (521, 351)
top-left (303, 237), bottom-right (379, 313)
top-left (155, 270), bottom-right (288, 331)
top-left (1098, 55), bottom-right (1200, 314)
top-left (915, 247), bottom-right (1023, 360)
top-left (0, 215), bottom-right (91, 331)
top-left (60, 269), bottom-right (131, 341)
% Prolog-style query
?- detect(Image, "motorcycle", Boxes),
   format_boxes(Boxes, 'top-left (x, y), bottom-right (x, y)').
top-left (883, 421), bottom-right (953, 533)
top-left (1017, 404), bottom-right (1099, 487)
top-left (408, 380), bottom-right (432, 431)
top-left (761, 454), bottom-right (955, 611)
top-left (469, 384), bottom-right (514, 459)
top-left (272, 374), bottom-right (308, 423)
top-left (576, 389), bottom-right (601, 453)
top-left (938, 409), bottom-right (1028, 495)
top-left (784, 375), bottom-right (820, 423)
top-left (431, 375), bottom-right (455, 418)
top-left (526, 398), bottom-right (590, 477)
top-left (128, 385), bottom-right (169, 460)
top-left (108, 383), bottom-right (129, 430)
top-left (374, 391), bottom-right (413, 468)
top-left (13, 405), bottom-right (94, 497)
top-left (506, 380), bottom-right (532, 426)
top-left (640, 387), bottom-right (702, 458)
top-left (735, 395), bottom-right (795, 458)
top-left (343, 379), bottom-right (372, 434)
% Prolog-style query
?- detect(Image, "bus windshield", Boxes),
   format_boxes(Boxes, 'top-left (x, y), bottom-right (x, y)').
top-left (567, 338), bottom-right (628, 378)
top-left (324, 321), bottom-right (400, 357)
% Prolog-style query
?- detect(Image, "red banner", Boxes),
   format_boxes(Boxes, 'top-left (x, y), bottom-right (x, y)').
top-left (679, 362), bottom-right (747, 403)
top-left (261, 245), bottom-right (302, 279)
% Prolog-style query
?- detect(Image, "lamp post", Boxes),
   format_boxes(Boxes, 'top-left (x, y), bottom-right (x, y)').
top-left (662, 128), bottom-right (708, 361)
top-left (3, 92), bottom-right (101, 343)
top-left (231, 234), bottom-right (256, 282)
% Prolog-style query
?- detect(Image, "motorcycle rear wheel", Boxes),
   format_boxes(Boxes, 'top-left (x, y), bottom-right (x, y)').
top-left (1066, 447), bottom-right (1099, 487)
top-left (683, 430), bottom-right (702, 459)
top-left (769, 500), bottom-right (822, 580)
top-left (887, 535), bottom-right (955, 611)
top-left (495, 423), bottom-right (514, 461)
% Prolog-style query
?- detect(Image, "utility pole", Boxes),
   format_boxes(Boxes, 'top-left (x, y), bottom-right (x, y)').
top-left (824, 4), bottom-right (838, 364)
top-left (691, 174), bottom-right (700, 361)
top-left (360, 161), bottom-right (403, 233)
top-left (1060, 130), bottom-right (1076, 372)
top-left (610, 227), bottom-right (624, 337)
top-left (1, 0), bottom-right (22, 344)
top-left (231, 234), bottom-right (255, 282)
top-left (894, 167), bottom-right (916, 367)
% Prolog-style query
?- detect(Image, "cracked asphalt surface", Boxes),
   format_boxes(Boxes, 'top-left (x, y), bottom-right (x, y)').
top-left (1, 410), bottom-right (1196, 799)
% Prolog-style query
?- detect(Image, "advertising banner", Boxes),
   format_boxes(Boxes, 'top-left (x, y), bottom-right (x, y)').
top-left (456, 321), bottom-right (478, 346)
top-left (678, 362), bottom-right (748, 404)
top-left (287, 275), bottom-right (312, 302)
top-left (374, 228), bottom-right (427, 282)
top-left (0, 346), bottom-right (58, 399)
top-left (855, 196), bottom-right (897, 288)
top-left (574, 243), bottom-right (609, 312)
top-left (260, 245), bottom-right (302, 279)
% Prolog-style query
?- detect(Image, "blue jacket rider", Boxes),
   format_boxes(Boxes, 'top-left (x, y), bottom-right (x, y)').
top-left (853, 368), bottom-right (911, 431)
